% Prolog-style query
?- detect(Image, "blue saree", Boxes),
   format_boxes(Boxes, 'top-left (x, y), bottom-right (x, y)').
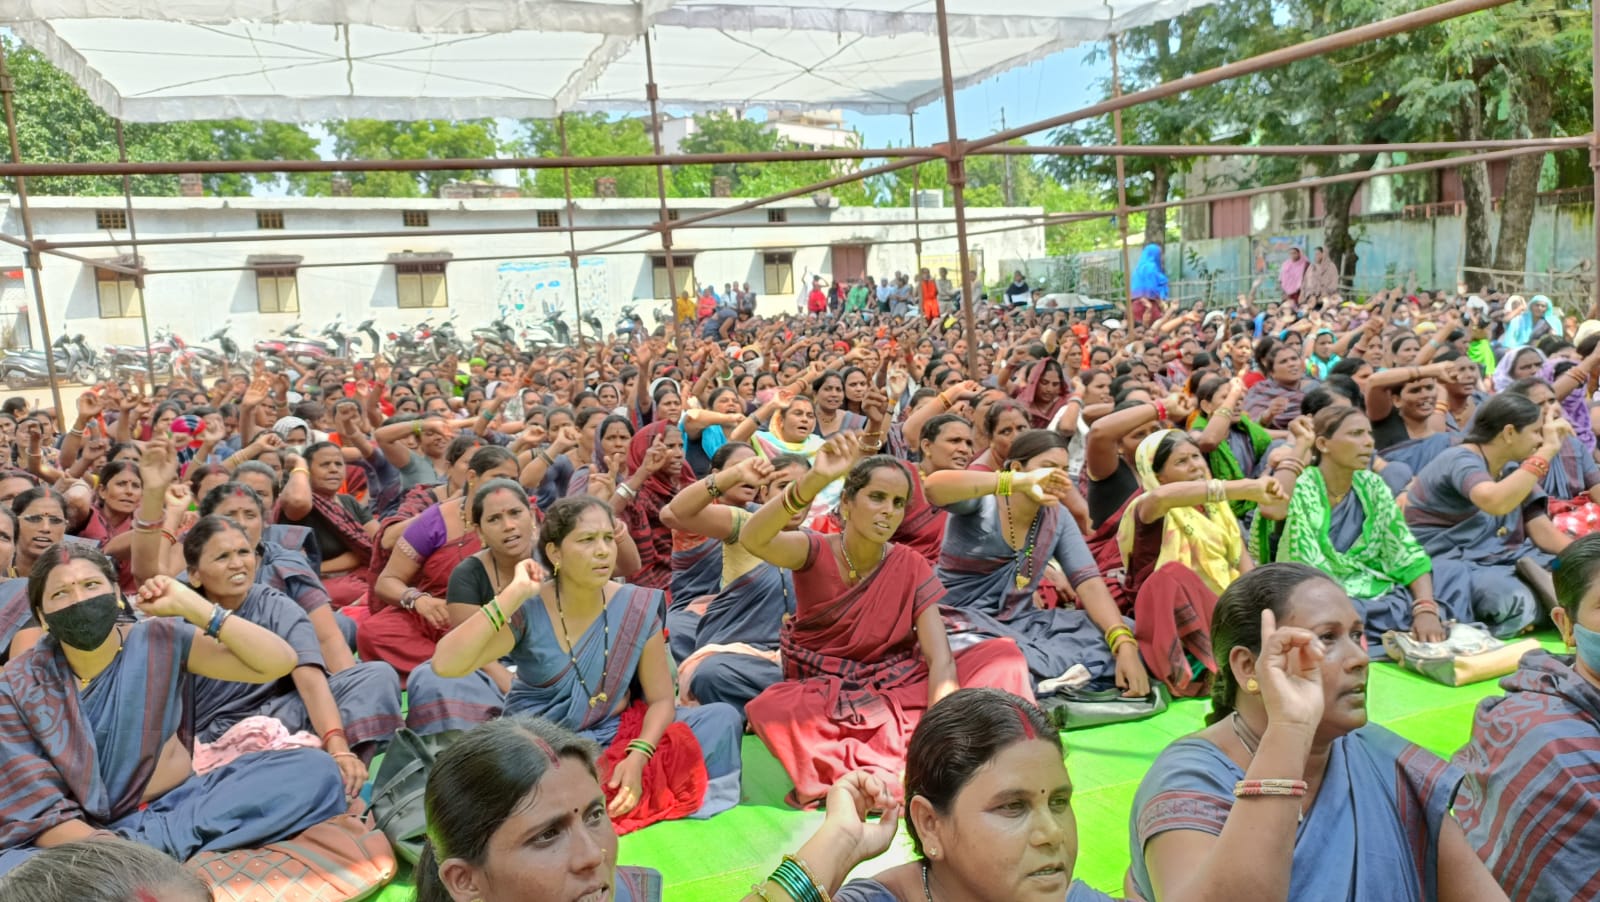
top-left (0, 619), bottom-right (346, 874)
top-left (937, 496), bottom-right (1116, 691)
top-left (0, 578), bottom-right (28, 664)
top-left (667, 533), bottom-right (723, 662)
top-left (1130, 724), bottom-right (1460, 901)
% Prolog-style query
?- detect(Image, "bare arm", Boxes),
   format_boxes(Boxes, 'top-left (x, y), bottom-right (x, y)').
top-left (277, 456), bottom-right (314, 521)
top-left (913, 604), bottom-right (958, 706)
top-left (1086, 402), bottom-right (1162, 481)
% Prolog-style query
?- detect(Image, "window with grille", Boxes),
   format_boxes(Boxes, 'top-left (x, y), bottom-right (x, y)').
top-left (666, 209), bottom-right (681, 222)
top-left (651, 255), bottom-right (696, 299)
top-left (395, 261), bottom-right (449, 308)
top-left (537, 210), bottom-right (561, 228)
top-left (762, 252), bottom-right (794, 295)
top-left (767, 209), bottom-right (787, 223)
top-left (402, 210), bottom-right (431, 228)
top-left (95, 209), bottom-right (127, 230)
top-left (256, 210), bottom-right (285, 230)
top-left (94, 266), bottom-right (141, 318)
top-left (255, 267), bottom-right (299, 313)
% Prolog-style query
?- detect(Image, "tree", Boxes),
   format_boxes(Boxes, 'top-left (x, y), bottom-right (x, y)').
top-left (0, 37), bottom-right (317, 197)
top-left (668, 111), bottom-right (870, 203)
top-left (511, 114), bottom-right (660, 198)
top-left (322, 119), bottom-right (500, 198)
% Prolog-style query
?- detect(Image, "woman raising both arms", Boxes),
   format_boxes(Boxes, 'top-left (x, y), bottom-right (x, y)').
top-left (736, 434), bottom-right (1033, 808)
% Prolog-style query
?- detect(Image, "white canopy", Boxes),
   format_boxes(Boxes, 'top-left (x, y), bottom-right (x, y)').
top-left (0, 0), bottom-right (1217, 121)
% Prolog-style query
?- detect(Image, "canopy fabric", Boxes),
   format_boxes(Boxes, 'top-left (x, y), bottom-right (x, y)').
top-left (0, 0), bottom-right (1217, 121)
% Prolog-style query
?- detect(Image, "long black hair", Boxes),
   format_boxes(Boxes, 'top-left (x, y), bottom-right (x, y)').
top-left (1461, 393), bottom-right (1541, 446)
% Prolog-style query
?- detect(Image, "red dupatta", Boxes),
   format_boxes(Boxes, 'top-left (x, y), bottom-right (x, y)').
top-left (598, 701), bottom-right (708, 835)
top-left (1015, 359), bottom-right (1067, 430)
top-left (623, 421), bottom-right (694, 593)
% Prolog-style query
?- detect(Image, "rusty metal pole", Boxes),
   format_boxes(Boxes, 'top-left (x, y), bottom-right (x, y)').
top-left (644, 33), bottom-right (678, 330)
top-left (934, 0), bottom-right (980, 376)
top-left (0, 42), bottom-right (64, 423)
top-left (910, 114), bottom-right (924, 265)
top-left (115, 120), bottom-right (156, 382)
top-left (558, 115), bottom-right (585, 347)
top-left (1110, 34), bottom-right (1134, 306)
top-left (1591, 0), bottom-right (1600, 318)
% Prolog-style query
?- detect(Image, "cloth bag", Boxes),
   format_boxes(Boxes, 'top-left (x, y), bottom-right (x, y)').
top-left (1381, 622), bottom-right (1541, 687)
top-left (189, 814), bottom-right (396, 902)
top-left (368, 728), bottom-right (460, 865)
top-left (1040, 685), bottom-right (1169, 731)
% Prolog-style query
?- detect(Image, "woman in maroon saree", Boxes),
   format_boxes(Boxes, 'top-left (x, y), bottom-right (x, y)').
top-left (1016, 358), bottom-right (1068, 430)
top-left (72, 460), bottom-right (142, 594)
top-left (738, 436), bottom-right (1032, 808)
top-left (277, 442), bottom-right (378, 616)
top-left (611, 420), bottom-right (692, 597)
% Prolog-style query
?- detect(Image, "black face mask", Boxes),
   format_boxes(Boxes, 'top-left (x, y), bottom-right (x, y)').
top-left (42, 593), bottom-right (121, 651)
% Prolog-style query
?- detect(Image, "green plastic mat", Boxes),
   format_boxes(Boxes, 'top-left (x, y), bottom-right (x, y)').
top-left (373, 634), bottom-right (1566, 901)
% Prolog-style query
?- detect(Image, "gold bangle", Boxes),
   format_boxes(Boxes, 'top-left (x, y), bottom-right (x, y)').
top-left (291, 466), bottom-right (310, 475)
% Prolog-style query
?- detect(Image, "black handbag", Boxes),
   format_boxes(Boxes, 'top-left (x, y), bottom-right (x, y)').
top-left (368, 728), bottom-right (460, 865)
top-left (1040, 685), bottom-right (1169, 731)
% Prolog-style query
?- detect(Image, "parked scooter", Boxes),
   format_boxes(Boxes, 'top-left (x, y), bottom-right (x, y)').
top-left (0, 334), bottom-right (96, 388)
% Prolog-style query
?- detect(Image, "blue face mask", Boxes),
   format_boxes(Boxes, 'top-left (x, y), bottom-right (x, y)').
top-left (1571, 620), bottom-right (1600, 673)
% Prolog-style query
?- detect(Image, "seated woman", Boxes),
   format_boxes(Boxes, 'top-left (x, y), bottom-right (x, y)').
top-left (1454, 534), bottom-right (1600, 901)
top-left (277, 442), bottom-right (379, 613)
top-left (1275, 405), bottom-right (1470, 653)
top-left (71, 460), bottom-right (142, 594)
top-left (1129, 563), bottom-right (1508, 902)
top-left (1111, 429), bottom-right (1284, 696)
top-left (661, 451), bottom-right (809, 711)
top-left (1405, 394), bottom-right (1572, 636)
top-left (928, 429), bottom-right (1151, 698)
top-left (812, 370), bottom-right (868, 439)
top-left (1190, 375), bottom-right (1273, 516)
top-left (1243, 340), bottom-right (1318, 429)
top-left (610, 421), bottom-right (689, 599)
top-left (966, 399), bottom-right (1028, 473)
top-left (568, 414), bottom-right (633, 498)
top-left (0, 509), bottom-right (27, 663)
top-left (1083, 398), bottom-right (1172, 530)
top-left (0, 545), bottom-right (346, 874)
top-left (740, 689), bottom-right (1113, 902)
top-left (410, 490), bottom-right (741, 832)
top-left (0, 836), bottom-right (211, 902)
top-left (738, 438), bottom-right (1034, 808)
top-left (1505, 374), bottom-right (1600, 538)
top-left (415, 717), bottom-right (663, 902)
top-left (182, 516), bottom-right (402, 797)
top-left (663, 443), bottom-right (757, 660)
top-left (364, 445), bottom-right (520, 681)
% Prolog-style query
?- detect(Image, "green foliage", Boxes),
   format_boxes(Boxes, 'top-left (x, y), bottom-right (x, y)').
top-left (321, 119), bottom-right (500, 198)
top-left (667, 111), bottom-right (869, 204)
top-left (511, 114), bottom-right (659, 198)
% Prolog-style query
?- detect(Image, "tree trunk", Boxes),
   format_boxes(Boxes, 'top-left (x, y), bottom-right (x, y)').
top-left (1492, 77), bottom-right (1554, 293)
top-left (1144, 162), bottom-right (1169, 245)
top-left (1321, 154), bottom-right (1380, 292)
top-left (1457, 91), bottom-right (1494, 293)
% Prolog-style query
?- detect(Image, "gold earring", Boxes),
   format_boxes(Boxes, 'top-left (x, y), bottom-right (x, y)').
top-left (927, 848), bottom-right (938, 858)
top-left (1245, 677), bottom-right (1259, 693)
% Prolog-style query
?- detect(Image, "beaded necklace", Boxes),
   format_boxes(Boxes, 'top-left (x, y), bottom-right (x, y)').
top-left (1002, 496), bottom-right (1042, 591)
top-left (554, 580), bottom-right (613, 708)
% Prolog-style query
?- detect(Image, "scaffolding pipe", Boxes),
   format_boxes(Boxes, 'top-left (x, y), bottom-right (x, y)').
top-left (0, 41), bottom-right (64, 423)
top-left (933, 0), bottom-right (980, 375)
top-left (644, 33), bottom-right (678, 325)
top-left (115, 120), bottom-right (157, 383)
top-left (558, 115), bottom-right (585, 346)
top-left (971, 0), bottom-right (1519, 152)
top-left (1109, 34), bottom-right (1133, 304)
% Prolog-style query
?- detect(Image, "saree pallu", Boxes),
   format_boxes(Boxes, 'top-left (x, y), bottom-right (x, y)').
top-left (258, 526), bottom-right (332, 616)
top-left (1454, 651), bottom-right (1600, 902)
top-left (597, 701), bottom-right (708, 835)
top-left (938, 497), bottom-right (1116, 692)
top-left (667, 533), bottom-right (723, 660)
top-left (748, 533), bottom-right (1032, 807)
top-left (677, 560), bottom-right (794, 708)
top-left (1130, 725), bottom-right (1461, 902)
top-left (1381, 432), bottom-right (1457, 479)
top-left (0, 620), bottom-right (346, 874)
top-left (1242, 377), bottom-right (1318, 429)
top-left (0, 578), bottom-right (29, 663)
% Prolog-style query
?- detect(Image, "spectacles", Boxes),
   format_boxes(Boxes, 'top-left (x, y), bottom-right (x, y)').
top-left (21, 515), bottom-right (66, 526)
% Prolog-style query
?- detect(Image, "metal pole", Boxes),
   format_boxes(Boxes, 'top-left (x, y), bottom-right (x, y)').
top-left (0, 42), bottom-right (64, 424)
top-left (910, 113), bottom-right (923, 263)
top-left (1109, 34), bottom-right (1134, 306)
top-left (558, 115), bottom-right (585, 346)
top-left (115, 120), bottom-right (156, 383)
top-left (934, 0), bottom-right (980, 377)
top-left (644, 33), bottom-right (678, 327)
top-left (1591, 0), bottom-right (1600, 318)
top-left (971, 0), bottom-right (1519, 152)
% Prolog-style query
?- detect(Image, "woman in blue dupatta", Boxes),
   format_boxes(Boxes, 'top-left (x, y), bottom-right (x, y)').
top-left (928, 429), bottom-right (1152, 700)
top-left (1130, 563), bottom-right (1508, 902)
top-left (1454, 536), bottom-right (1600, 901)
top-left (0, 544), bottom-right (346, 875)
top-left (1405, 393), bottom-right (1572, 638)
top-left (661, 449), bottom-right (811, 712)
top-left (1501, 294), bottom-right (1564, 351)
top-left (415, 717), bottom-right (663, 902)
top-left (413, 489), bottom-right (741, 831)
top-left (182, 516), bottom-right (403, 799)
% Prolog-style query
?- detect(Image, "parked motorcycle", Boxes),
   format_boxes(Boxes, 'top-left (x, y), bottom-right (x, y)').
top-left (0, 334), bottom-right (96, 388)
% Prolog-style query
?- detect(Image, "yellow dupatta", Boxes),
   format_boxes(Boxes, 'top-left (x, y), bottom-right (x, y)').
top-left (1116, 429), bottom-right (1243, 595)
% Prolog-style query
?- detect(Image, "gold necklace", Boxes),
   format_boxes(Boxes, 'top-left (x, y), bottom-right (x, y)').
top-left (837, 534), bottom-right (885, 583)
top-left (77, 630), bottom-right (124, 690)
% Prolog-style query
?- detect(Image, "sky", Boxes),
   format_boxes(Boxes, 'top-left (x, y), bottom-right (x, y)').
top-left (845, 46), bottom-right (1104, 149)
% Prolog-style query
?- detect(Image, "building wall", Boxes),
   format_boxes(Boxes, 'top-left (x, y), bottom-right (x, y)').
top-left (0, 197), bottom-right (1043, 352)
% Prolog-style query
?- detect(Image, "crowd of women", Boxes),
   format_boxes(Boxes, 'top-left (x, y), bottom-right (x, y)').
top-left (1, 266), bottom-right (1598, 902)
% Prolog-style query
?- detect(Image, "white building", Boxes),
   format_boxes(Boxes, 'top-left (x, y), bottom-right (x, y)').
top-left (654, 109), bottom-right (861, 155)
top-left (0, 195), bottom-right (1043, 353)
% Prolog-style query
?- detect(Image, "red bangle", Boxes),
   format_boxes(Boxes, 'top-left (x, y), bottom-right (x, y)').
top-left (1153, 400), bottom-right (1168, 422)
top-left (320, 728), bottom-right (347, 747)
top-left (1233, 779), bottom-right (1308, 798)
